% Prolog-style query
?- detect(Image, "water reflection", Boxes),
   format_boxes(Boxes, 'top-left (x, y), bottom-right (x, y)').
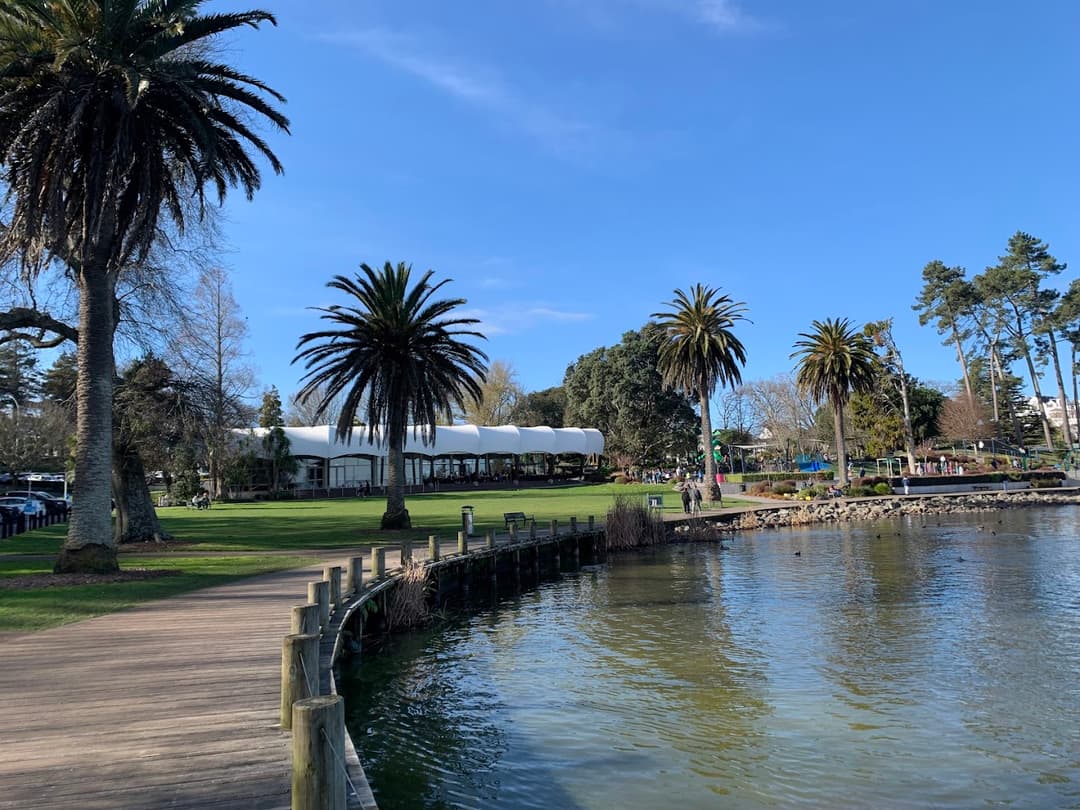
top-left (343, 507), bottom-right (1080, 809)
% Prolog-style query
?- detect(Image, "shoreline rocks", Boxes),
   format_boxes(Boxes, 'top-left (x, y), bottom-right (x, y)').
top-left (705, 490), bottom-right (1080, 533)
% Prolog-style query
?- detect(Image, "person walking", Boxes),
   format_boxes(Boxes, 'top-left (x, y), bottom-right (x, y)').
top-left (690, 485), bottom-right (703, 514)
top-left (679, 481), bottom-right (691, 513)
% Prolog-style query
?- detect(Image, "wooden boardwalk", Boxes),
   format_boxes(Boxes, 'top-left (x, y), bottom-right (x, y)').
top-left (0, 559), bottom-right (353, 810)
top-left (0, 509), bottom-right (753, 810)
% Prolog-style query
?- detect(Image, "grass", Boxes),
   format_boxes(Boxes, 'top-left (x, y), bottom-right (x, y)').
top-left (0, 554), bottom-right (318, 634)
top-left (0, 482), bottom-right (748, 634)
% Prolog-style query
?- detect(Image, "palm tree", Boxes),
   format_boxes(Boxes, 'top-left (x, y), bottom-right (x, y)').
top-left (294, 263), bottom-right (488, 530)
top-left (791, 318), bottom-right (877, 486)
top-left (651, 285), bottom-right (748, 500)
top-left (0, 1), bottom-right (288, 573)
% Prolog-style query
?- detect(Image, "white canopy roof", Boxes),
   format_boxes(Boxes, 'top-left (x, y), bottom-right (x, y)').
top-left (237, 425), bottom-right (604, 459)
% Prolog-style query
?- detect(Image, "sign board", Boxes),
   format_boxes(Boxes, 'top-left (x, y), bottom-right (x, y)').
top-left (646, 494), bottom-right (663, 509)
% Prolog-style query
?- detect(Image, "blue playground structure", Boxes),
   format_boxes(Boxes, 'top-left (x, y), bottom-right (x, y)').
top-left (794, 453), bottom-right (831, 473)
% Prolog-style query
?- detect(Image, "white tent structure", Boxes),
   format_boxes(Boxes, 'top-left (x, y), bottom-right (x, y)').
top-left (234, 425), bottom-right (604, 491)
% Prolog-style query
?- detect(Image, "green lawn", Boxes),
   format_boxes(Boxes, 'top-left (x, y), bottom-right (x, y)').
top-left (0, 483), bottom-right (747, 634)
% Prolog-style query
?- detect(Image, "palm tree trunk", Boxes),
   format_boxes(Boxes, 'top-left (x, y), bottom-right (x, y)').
top-left (699, 390), bottom-right (718, 501)
top-left (381, 421), bottom-right (411, 530)
top-left (834, 401), bottom-right (849, 487)
top-left (56, 271), bottom-right (119, 573)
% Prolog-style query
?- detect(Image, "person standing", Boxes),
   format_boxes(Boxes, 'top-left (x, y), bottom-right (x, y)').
top-left (690, 485), bottom-right (703, 514)
top-left (679, 481), bottom-right (691, 513)
top-left (902, 475), bottom-right (910, 496)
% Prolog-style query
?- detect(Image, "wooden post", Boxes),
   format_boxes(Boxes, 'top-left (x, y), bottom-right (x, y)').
top-left (529, 520), bottom-right (537, 540)
top-left (509, 523), bottom-right (518, 542)
top-left (291, 604), bottom-right (320, 637)
top-left (346, 556), bottom-right (363, 595)
top-left (428, 535), bottom-right (440, 562)
top-left (323, 566), bottom-right (343, 608)
top-left (308, 580), bottom-right (330, 631)
top-left (588, 515), bottom-right (595, 531)
top-left (458, 531), bottom-right (467, 555)
top-left (291, 695), bottom-right (346, 810)
top-left (485, 530), bottom-right (495, 549)
top-left (569, 516), bottom-right (578, 534)
top-left (280, 633), bottom-right (319, 730)
top-left (401, 540), bottom-right (413, 563)
top-left (550, 519), bottom-right (559, 537)
top-left (373, 547), bottom-right (387, 579)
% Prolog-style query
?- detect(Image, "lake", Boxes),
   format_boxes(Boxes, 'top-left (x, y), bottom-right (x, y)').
top-left (341, 507), bottom-right (1080, 808)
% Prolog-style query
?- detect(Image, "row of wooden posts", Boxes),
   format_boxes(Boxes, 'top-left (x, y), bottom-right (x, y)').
top-left (281, 516), bottom-right (596, 810)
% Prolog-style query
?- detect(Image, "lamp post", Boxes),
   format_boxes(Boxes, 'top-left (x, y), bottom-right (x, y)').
top-left (1, 394), bottom-right (18, 489)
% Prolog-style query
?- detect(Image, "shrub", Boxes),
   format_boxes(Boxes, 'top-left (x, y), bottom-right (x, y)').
top-left (606, 495), bottom-right (667, 550)
top-left (612, 474), bottom-right (630, 485)
top-left (847, 485), bottom-right (875, 497)
top-left (749, 481), bottom-right (772, 495)
top-left (873, 482), bottom-right (893, 495)
top-left (772, 480), bottom-right (797, 496)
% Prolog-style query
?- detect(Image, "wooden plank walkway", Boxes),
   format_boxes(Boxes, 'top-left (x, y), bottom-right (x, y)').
top-left (0, 508), bottom-right (750, 810)
top-left (0, 558), bottom-right (354, 810)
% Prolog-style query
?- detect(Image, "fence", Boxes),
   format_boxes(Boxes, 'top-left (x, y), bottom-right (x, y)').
top-left (0, 509), bottom-right (68, 540)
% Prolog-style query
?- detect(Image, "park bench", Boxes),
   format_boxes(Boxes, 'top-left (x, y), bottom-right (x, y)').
top-left (503, 511), bottom-right (533, 529)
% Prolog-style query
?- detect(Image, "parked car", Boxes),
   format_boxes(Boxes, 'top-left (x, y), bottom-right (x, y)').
top-left (0, 496), bottom-right (45, 517)
top-left (22, 491), bottom-right (71, 517)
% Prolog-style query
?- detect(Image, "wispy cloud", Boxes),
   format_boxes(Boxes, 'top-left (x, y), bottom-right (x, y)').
top-left (322, 28), bottom-right (597, 155)
top-left (547, 0), bottom-right (769, 36)
top-left (693, 0), bottom-right (765, 33)
top-left (457, 303), bottom-right (594, 337)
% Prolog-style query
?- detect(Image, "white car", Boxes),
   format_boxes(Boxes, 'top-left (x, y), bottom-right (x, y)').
top-left (0, 496), bottom-right (45, 517)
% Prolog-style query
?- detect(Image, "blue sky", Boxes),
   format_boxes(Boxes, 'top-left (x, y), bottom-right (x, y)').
top-left (213, 0), bottom-right (1078, 414)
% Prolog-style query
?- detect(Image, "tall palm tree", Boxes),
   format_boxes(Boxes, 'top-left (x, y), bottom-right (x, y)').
top-left (294, 262), bottom-right (488, 530)
top-left (791, 318), bottom-right (876, 486)
top-left (0, 1), bottom-right (288, 572)
top-left (651, 285), bottom-right (748, 500)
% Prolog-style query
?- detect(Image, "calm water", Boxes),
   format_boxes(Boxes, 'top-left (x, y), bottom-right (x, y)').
top-left (341, 508), bottom-right (1080, 809)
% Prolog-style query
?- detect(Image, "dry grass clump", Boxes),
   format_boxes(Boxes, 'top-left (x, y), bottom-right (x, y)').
top-left (606, 494), bottom-right (668, 550)
top-left (384, 559), bottom-right (431, 631)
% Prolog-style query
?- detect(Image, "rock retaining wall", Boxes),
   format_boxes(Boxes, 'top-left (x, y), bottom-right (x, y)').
top-left (718, 490), bottom-right (1080, 532)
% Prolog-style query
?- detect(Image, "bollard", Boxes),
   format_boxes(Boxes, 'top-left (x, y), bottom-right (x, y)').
top-left (570, 516), bottom-right (578, 534)
top-left (588, 515), bottom-right (595, 531)
top-left (428, 535), bottom-right (440, 562)
top-left (280, 633), bottom-right (319, 730)
top-left (485, 529), bottom-right (495, 549)
top-left (291, 604), bottom-right (320, 637)
top-left (308, 580), bottom-right (330, 631)
top-left (458, 530), bottom-right (467, 555)
top-left (373, 547), bottom-right (387, 579)
top-left (346, 556), bottom-right (364, 595)
top-left (291, 695), bottom-right (346, 810)
top-left (323, 565), bottom-right (343, 608)
top-left (401, 540), bottom-right (413, 563)
top-left (550, 519), bottom-right (559, 537)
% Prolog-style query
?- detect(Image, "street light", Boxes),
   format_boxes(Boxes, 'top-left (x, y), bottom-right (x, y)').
top-left (0, 394), bottom-right (29, 497)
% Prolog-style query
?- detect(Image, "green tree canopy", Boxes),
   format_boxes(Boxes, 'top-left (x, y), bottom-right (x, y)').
top-left (564, 324), bottom-right (698, 468)
top-left (0, 0), bottom-right (288, 572)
